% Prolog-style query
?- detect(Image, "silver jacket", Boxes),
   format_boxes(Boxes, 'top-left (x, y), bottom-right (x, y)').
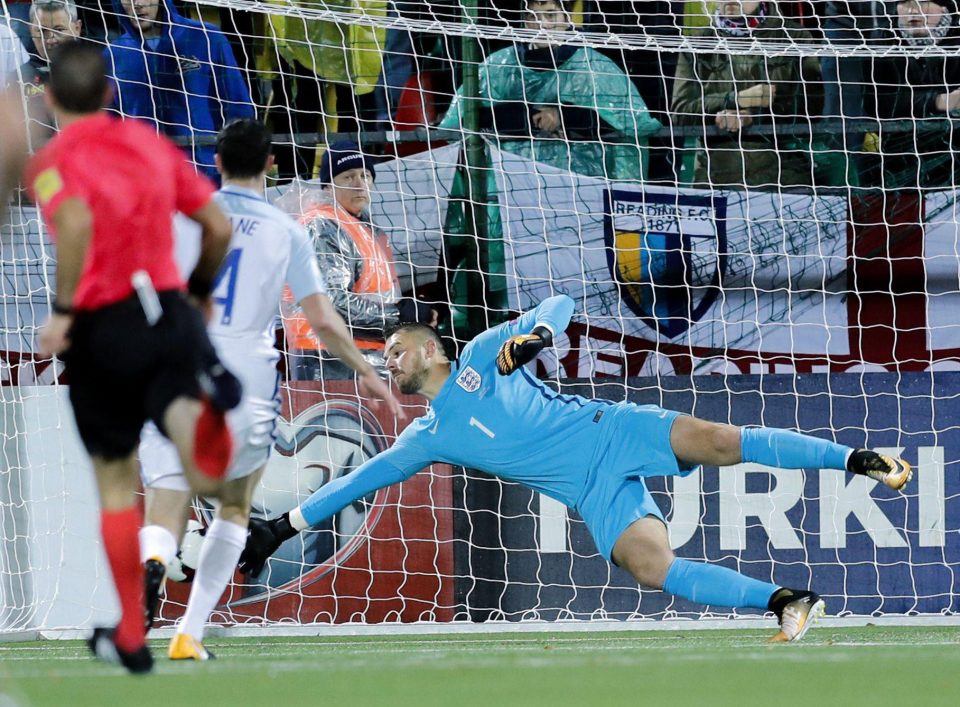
top-left (302, 193), bottom-right (402, 339)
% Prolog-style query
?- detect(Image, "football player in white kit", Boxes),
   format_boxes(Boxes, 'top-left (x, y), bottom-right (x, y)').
top-left (137, 119), bottom-right (403, 660)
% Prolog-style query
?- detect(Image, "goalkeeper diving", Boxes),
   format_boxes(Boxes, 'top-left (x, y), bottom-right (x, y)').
top-left (240, 294), bottom-right (913, 641)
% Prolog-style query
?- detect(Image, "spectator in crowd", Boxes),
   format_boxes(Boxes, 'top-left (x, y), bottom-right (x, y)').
top-left (671, 0), bottom-right (821, 189)
top-left (437, 0), bottom-right (662, 180)
top-left (263, 1), bottom-right (387, 179)
top-left (281, 141), bottom-right (437, 381)
top-left (435, 0), bottom-right (661, 335)
top-left (818, 1), bottom-right (886, 184)
top-left (105, 0), bottom-right (255, 180)
top-left (1, 12), bottom-right (32, 217)
top-left (867, 0), bottom-right (960, 189)
top-left (2, 0), bottom-right (33, 50)
top-left (0, 89), bottom-right (29, 219)
top-left (372, 2), bottom-right (415, 129)
top-left (26, 0), bottom-right (82, 89)
top-left (74, 0), bottom-right (119, 43)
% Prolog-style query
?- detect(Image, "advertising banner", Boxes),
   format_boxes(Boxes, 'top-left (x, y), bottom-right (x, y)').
top-left (462, 372), bottom-right (959, 620)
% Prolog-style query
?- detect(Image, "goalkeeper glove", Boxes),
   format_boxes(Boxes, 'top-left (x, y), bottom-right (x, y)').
top-left (238, 513), bottom-right (299, 576)
top-left (496, 325), bottom-right (553, 376)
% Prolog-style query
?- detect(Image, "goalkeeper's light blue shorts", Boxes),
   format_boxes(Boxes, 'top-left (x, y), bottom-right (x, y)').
top-left (576, 404), bottom-right (696, 561)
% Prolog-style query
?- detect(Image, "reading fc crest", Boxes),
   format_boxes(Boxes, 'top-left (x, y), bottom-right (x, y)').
top-left (604, 189), bottom-right (728, 339)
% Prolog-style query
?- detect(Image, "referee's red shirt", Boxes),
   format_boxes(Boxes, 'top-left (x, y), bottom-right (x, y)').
top-left (26, 113), bottom-right (215, 311)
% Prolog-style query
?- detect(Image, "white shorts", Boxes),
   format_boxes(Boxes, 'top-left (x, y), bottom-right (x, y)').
top-left (139, 362), bottom-right (280, 491)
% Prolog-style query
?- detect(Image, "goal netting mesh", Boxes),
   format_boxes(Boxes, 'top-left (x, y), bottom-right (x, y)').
top-left (2, 0), bottom-right (958, 633)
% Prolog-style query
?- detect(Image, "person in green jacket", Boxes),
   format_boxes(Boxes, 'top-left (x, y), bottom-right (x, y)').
top-left (437, 0), bottom-right (662, 332)
top-left (438, 0), bottom-right (662, 180)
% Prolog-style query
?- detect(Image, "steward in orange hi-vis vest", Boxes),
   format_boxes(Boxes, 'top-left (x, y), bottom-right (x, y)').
top-left (281, 141), bottom-right (437, 381)
top-left (283, 199), bottom-right (400, 354)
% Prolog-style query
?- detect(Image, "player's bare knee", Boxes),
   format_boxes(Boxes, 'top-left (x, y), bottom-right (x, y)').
top-left (710, 423), bottom-right (742, 464)
top-left (622, 547), bottom-right (674, 590)
top-left (162, 397), bottom-right (201, 453)
top-left (215, 471), bottom-right (262, 526)
top-left (215, 488), bottom-right (250, 524)
top-left (612, 518), bottom-right (674, 589)
top-left (143, 487), bottom-right (191, 536)
top-left (216, 502), bottom-right (251, 526)
top-left (181, 460), bottom-right (222, 497)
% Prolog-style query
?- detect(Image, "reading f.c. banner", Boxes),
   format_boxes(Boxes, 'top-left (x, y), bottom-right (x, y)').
top-left (604, 189), bottom-right (727, 339)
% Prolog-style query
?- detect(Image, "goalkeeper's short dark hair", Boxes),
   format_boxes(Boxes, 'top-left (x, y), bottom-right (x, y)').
top-left (216, 119), bottom-right (273, 179)
top-left (48, 41), bottom-right (107, 114)
top-left (387, 322), bottom-right (444, 348)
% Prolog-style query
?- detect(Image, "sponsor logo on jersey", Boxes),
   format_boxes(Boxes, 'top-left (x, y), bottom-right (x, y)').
top-left (456, 366), bottom-right (481, 393)
top-left (178, 57), bottom-right (202, 73)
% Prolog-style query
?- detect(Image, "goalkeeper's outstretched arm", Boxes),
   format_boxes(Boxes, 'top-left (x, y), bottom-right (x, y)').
top-left (238, 450), bottom-right (420, 575)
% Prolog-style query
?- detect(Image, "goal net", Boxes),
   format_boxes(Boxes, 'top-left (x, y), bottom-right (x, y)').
top-left (2, 0), bottom-right (958, 634)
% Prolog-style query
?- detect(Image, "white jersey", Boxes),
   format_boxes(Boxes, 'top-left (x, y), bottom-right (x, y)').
top-left (0, 22), bottom-right (28, 90)
top-left (140, 185), bottom-right (326, 487)
top-left (209, 185), bottom-right (326, 368)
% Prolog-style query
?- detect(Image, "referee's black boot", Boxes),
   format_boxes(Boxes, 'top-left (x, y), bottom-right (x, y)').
top-left (87, 627), bottom-right (153, 674)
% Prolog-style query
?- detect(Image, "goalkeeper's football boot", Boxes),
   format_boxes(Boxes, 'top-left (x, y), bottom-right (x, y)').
top-left (847, 450), bottom-right (913, 492)
top-left (144, 558), bottom-right (166, 630)
top-left (87, 627), bottom-right (153, 674)
top-left (768, 589), bottom-right (826, 643)
top-left (168, 633), bottom-right (215, 661)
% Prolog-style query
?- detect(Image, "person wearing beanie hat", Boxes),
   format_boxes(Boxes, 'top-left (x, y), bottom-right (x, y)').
top-left (866, 0), bottom-right (960, 187)
top-left (282, 140), bottom-right (438, 381)
top-left (318, 140), bottom-right (376, 185)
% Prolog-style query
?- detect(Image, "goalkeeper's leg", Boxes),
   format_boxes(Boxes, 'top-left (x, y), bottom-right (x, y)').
top-left (669, 417), bottom-right (912, 492)
top-left (612, 517), bottom-right (824, 642)
top-left (170, 466), bottom-right (265, 661)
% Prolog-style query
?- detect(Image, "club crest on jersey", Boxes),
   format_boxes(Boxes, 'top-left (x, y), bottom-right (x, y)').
top-left (456, 366), bottom-right (481, 393)
top-left (604, 189), bottom-right (728, 339)
top-left (178, 57), bottom-right (202, 73)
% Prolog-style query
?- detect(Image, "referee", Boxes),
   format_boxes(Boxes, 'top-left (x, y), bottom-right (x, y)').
top-left (27, 42), bottom-right (238, 674)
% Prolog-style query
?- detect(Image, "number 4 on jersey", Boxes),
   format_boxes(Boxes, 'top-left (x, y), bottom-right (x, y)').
top-left (212, 248), bottom-right (242, 325)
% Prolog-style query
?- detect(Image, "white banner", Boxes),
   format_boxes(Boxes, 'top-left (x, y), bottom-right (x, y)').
top-left (7, 147), bottom-right (960, 375)
top-left (491, 146), bottom-right (852, 376)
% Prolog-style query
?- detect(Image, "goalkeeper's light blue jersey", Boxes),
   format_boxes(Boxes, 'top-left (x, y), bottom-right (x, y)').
top-left (301, 294), bottom-right (638, 527)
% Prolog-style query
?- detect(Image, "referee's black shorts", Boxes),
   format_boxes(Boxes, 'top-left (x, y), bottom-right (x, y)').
top-left (63, 291), bottom-right (213, 460)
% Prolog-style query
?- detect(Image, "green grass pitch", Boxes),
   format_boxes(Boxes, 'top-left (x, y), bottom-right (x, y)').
top-left (2, 627), bottom-right (959, 706)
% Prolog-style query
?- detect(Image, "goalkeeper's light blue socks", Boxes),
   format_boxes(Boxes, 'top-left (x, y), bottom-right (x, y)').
top-left (663, 558), bottom-right (777, 610)
top-left (740, 427), bottom-right (850, 471)
top-left (659, 427), bottom-right (848, 610)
